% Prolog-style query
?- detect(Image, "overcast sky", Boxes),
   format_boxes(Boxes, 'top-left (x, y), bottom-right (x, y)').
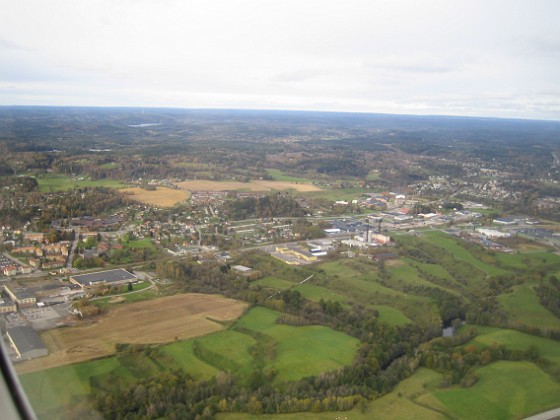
top-left (1, 0), bottom-right (560, 120)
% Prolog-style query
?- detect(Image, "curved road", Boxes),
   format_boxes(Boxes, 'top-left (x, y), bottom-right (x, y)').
top-left (524, 408), bottom-right (560, 420)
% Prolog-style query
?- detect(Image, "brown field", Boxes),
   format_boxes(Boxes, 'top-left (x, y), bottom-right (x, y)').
top-left (16, 294), bottom-right (248, 374)
top-left (177, 179), bottom-right (321, 192)
top-left (122, 187), bottom-right (190, 207)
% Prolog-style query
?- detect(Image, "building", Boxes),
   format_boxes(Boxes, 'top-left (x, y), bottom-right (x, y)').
top-left (70, 268), bottom-right (137, 289)
top-left (6, 326), bottom-right (48, 360)
top-left (0, 295), bottom-right (16, 313)
top-left (3, 285), bottom-right (36, 308)
top-left (232, 265), bottom-right (253, 275)
top-left (493, 217), bottom-right (517, 225)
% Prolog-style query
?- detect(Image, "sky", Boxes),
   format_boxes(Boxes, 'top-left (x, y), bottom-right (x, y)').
top-left (1, 0), bottom-right (560, 120)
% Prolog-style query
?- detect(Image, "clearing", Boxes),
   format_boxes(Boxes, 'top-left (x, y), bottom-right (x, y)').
top-left (16, 293), bottom-right (248, 374)
top-left (122, 187), bottom-right (190, 207)
top-left (177, 179), bottom-right (321, 192)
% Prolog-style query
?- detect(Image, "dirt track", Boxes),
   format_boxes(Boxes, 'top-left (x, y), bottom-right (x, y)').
top-left (16, 294), bottom-right (248, 374)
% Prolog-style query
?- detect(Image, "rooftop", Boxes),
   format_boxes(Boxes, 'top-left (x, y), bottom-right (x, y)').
top-left (70, 268), bottom-right (137, 286)
top-left (7, 326), bottom-right (47, 354)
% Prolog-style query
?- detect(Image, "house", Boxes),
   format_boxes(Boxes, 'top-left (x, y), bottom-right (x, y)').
top-left (2, 265), bottom-right (18, 276)
top-left (6, 326), bottom-right (48, 360)
top-left (23, 233), bottom-right (44, 243)
top-left (70, 268), bottom-right (137, 289)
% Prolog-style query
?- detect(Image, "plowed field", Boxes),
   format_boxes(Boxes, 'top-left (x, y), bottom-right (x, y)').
top-left (16, 294), bottom-right (248, 374)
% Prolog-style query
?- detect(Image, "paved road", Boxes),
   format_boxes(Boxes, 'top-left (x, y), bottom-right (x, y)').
top-left (524, 408), bottom-right (560, 420)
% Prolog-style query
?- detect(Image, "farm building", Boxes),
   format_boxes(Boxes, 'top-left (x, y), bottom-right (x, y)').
top-left (70, 268), bottom-right (137, 289)
top-left (6, 326), bottom-right (48, 360)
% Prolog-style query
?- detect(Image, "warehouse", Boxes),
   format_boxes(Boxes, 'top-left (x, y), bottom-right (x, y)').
top-left (6, 326), bottom-right (48, 360)
top-left (70, 268), bottom-right (137, 289)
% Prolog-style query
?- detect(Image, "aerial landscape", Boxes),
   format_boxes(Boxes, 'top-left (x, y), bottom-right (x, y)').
top-left (1, 1), bottom-right (560, 419)
top-left (1, 107), bottom-right (560, 419)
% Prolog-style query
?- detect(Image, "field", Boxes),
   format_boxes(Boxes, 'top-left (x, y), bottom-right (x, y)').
top-left (121, 186), bottom-right (190, 207)
top-left (176, 179), bottom-right (321, 192)
top-left (20, 306), bottom-right (359, 416)
top-left (35, 174), bottom-right (126, 192)
top-left (464, 325), bottom-right (560, 364)
top-left (266, 168), bottom-right (316, 183)
top-left (16, 294), bottom-right (248, 374)
top-left (498, 283), bottom-right (560, 330)
top-left (420, 231), bottom-right (508, 276)
top-left (232, 307), bottom-right (360, 382)
top-left (433, 361), bottom-right (560, 419)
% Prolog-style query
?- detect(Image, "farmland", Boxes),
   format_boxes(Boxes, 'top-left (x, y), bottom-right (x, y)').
top-left (20, 306), bottom-right (359, 417)
top-left (121, 186), bottom-right (190, 207)
top-left (433, 361), bottom-right (560, 419)
top-left (177, 179), bottom-right (321, 192)
top-left (35, 174), bottom-right (126, 192)
top-left (16, 294), bottom-right (248, 374)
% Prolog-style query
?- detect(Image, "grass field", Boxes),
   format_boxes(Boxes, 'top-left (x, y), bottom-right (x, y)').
top-left (266, 168), bottom-right (316, 183)
top-left (35, 174), bottom-right (126, 192)
top-left (464, 325), bottom-right (560, 364)
top-left (496, 251), bottom-right (560, 271)
top-left (421, 231), bottom-right (508, 276)
top-left (123, 237), bottom-right (156, 249)
top-left (122, 186), bottom-right (190, 207)
top-left (498, 283), bottom-right (560, 330)
top-left (235, 307), bottom-right (360, 383)
top-left (20, 357), bottom-right (127, 415)
top-left (433, 361), bottom-right (560, 419)
top-left (374, 305), bottom-right (412, 326)
top-left (16, 294), bottom-right (248, 374)
top-left (177, 179), bottom-right (321, 192)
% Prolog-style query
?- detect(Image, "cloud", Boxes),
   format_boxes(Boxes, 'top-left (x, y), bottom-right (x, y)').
top-left (0, 37), bottom-right (33, 52)
top-left (271, 69), bottom-right (326, 83)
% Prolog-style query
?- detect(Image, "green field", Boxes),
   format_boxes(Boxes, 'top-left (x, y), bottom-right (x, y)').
top-left (123, 237), bottom-right (156, 250)
top-left (497, 251), bottom-right (560, 271)
top-left (420, 231), bottom-right (508, 276)
top-left (434, 361), bottom-right (560, 419)
top-left (235, 307), bottom-right (360, 382)
top-left (374, 305), bottom-right (412, 326)
top-left (254, 276), bottom-right (350, 306)
top-left (266, 168), bottom-right (316, 183)
top-left (498, 283), bottom-right (560, 330)
top-left (20, 357), bottom-right (132, 415)
top-left (21, 306), bottom-right (359, 415)
top-left (35, 174), bottom-right (126, 192)
top-left (464, 325), bottom-right (560, 364)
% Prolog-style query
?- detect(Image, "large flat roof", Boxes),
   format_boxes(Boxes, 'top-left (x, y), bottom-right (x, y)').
top-left (7, 326), bottom-right (47, 354)
top-left (70, 268), bottom-right (136, 286)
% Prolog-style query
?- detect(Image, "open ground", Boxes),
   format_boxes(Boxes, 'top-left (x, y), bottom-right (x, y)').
top-left (177, 179), bottom-right (321, 192)
top-left (16, 294), bottom-right (248, 374)
top-left (122, 187), bottom-right (190, 207)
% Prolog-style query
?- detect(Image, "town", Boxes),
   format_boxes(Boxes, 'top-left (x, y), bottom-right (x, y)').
top-left (1, 108), bottom-right (560, 419)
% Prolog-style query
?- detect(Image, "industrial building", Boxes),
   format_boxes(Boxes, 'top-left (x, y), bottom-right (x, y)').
top-left (6, 326), bottom-right (48, 360)
top-left (70, 268), bottom-right (137, 289)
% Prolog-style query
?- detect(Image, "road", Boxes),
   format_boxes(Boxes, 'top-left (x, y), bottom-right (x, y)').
top-left (66, 228), bottom-right (80, 270)
top-left (89, 271), bottom-right (156, 301)
top-left (524, 408), bottom-right (560, 420)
